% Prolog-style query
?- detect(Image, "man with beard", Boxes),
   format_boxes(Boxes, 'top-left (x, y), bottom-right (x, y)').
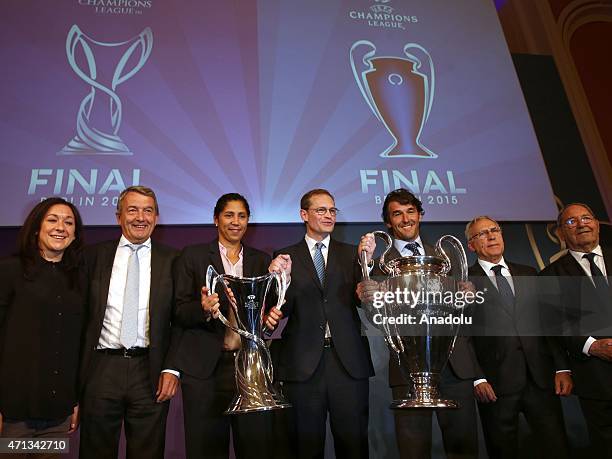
top-left (358, 188), bottom-right (479, 459)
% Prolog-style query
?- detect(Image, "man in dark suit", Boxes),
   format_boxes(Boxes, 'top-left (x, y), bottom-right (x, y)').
top-left (272, 188), bottom-right (373, 458)
top-left (540, 203), bottom-right (612, 456)
top-left (465, 215), bottom-right (571, 458)
top-left (173, 193), bottom-right (284, 459)
top-left (358, 188), bottom-right (479, 459)
top-left (79, 186), bottom-right (181, 459)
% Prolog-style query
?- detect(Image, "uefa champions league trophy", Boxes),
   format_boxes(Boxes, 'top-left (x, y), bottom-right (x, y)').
top-left (59, 24), bottom-right (153, 155)
top-left (206, 265), bottom-right (291, 414)
top-left (350, 40), bottom-right (437, 159)
top-left (361, 231), bottom-right (468, 408)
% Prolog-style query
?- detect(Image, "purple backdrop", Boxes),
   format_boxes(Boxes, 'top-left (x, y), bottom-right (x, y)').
top-left (1, 0), bottom-right (555, 225)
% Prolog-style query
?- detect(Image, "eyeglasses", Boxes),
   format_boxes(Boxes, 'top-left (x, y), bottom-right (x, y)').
top-left (469, 227), bottom-right (502, 241)
top-left (563, 215), bottom-right (594, 228)
top-left (310, 207), bottom-right (339, 216)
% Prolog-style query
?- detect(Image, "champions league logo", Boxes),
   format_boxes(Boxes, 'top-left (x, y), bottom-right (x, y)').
top-left (58, 25), bottom-right (153, 156)
top-left (350, 40), bottom-right (436, 159)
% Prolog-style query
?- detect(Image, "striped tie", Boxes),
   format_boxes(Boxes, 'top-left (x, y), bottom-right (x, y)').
top-left (314, 242), bottom-right (326, 287)
top-left (120, 244), bottom-right (143, 349)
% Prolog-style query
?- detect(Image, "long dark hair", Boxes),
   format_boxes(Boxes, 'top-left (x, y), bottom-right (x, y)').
top-left (18, 198), bottom-right (84, 280)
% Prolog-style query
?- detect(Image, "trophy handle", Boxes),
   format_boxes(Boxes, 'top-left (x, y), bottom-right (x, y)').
top-left (350, 40), bottom-right (383, 123)
top-left (434, 235), bottom-right (468, 283)
top-left (206, 265), bottom-right (231, 329)
top-left (112, 27), bottom-right (154, 89)
top-left (403, 43), bottom-right (435, 127)
top-left (269, 270), bottom-right (287, 311)
top-left (360, 230), bottom-right (393, 277)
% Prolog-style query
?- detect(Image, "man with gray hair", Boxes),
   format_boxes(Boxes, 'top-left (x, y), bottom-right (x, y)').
top-left (466, 215), bottom-right (571, 458)
top-left (540, 203), bottom-right (612, 456)
top-left (79, 186), bottom-right (181, 459)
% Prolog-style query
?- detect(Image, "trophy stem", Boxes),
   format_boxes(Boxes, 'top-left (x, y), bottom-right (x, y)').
top-left (380, 139), bottom-right (438, 159)
top-left (390, 372), bottom-right (458, 409)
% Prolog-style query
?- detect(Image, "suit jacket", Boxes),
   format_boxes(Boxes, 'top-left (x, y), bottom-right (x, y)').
top-left (374, 242), bottom-right (479, 386)
top-left (173, 240), bottom-right (271, 380)
top-left (539, 247), bottom-right (612, 400)
top-left (468, 261), bottom-right (568, 395)
top-left (80, 240), bottom-right (180, 395)
top-left (273, 238), bottom-right (374, 382)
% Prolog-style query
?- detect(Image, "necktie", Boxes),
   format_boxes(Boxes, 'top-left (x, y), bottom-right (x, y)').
top-left (491, 264), bottom-right (514, 309)
top-left (121, 244), bottom-right (143, 349)
top-left (404, 241), bottom-right (421, 256)
top-left (314, 242), bottom-right (326, 287)
top-left (583, 253), bottom-right (608, 290)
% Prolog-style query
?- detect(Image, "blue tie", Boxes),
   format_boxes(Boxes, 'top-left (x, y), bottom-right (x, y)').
top-left (314, 242), bottom-right (326, 287)
top-left (491, 264), bottom-right (514, 309)
top-left (121, 244), bottom-right (143, 349)
top-left (404, 241), bottom-right (421, 256)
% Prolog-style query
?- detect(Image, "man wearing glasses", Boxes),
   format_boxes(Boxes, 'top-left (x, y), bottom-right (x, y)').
top-left (358, 189), bottom-right (479, 459)
top-left (466, 215), bottom-right (571, 458)
top-left (272, 188), bottom-right (373, 458)
top-left (540, 203), bottom-right (611, 456)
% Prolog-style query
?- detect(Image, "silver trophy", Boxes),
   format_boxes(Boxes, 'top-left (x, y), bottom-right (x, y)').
top-left (361, 231), bottom-right (467, 408)
top-left (206, 265), bottom-right (291, 414)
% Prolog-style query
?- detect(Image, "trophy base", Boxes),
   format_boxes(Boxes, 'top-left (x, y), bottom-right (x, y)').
top-left (57, 135), bottom-right (133, 156)
top-left (390, 398), bottom-right (459, 409)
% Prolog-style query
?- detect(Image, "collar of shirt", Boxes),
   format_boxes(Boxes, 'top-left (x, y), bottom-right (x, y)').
top-left (119, 235), bottom-right (152, 250)
top-left (569, 245), bottom-right (607, 277)
top-left (305, 234), bottom-right (331, 263)
top-left (478, 256), bottom-right (515, 294)
top-left (393, 235), bottom-right (424, 256)
top-left (218, 242), bottom-right (244, 277)
top-left (478, 256), bottom-right (510, 277)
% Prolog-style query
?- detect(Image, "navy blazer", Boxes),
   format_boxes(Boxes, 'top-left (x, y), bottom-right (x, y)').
top-left (272, 238), bottom-right (374, 382)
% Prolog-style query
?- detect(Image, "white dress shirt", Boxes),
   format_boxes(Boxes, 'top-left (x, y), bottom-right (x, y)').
top-left (477, 257), bottom-right (515, 295)
top-left (393, 235), bottom-right (425, 257)
top-left (219, 243), bottom-right (243, 350)
top-left (305, 234), bottom-right (331, 338)
top-left (98, 236), bottom-right (178, 377)
top-left (99, 235), bottom-right (152, 349)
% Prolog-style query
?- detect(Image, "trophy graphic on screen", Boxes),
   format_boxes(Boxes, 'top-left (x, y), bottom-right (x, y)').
top-left (350, 40), bottom-right (437, 158)
top-left (58, 25), bottom-right (153, 155)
